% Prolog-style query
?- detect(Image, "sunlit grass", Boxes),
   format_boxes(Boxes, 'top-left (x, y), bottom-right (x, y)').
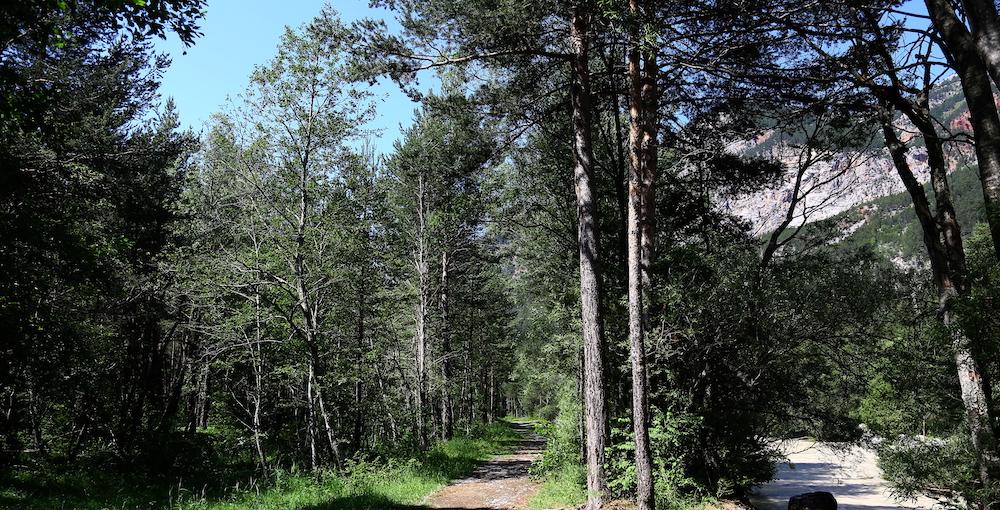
top-left (529, 463), bottom-right (587, 510)
top-left (1, 422), bottom-right (519, 510)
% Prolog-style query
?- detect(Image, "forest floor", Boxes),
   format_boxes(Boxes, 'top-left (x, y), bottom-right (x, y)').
top-left (0, 422), bottom-right (525, 510)
top-left (424, 421), bottom-right (545, 509)
top-left (750, 439), bottom-right (941, 510)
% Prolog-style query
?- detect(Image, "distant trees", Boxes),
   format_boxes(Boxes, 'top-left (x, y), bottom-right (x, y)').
top-left (166, 12), bottom-right (516, 469)
top-left (0, 4), bottom-right (520, 476)
top-left (383, 90), bottom-right (503, 448)
top-left (170, 11), bottom-right (373, 468)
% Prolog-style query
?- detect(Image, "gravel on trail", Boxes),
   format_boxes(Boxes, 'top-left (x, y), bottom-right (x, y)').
top-left (424, 422), bottom-right (545, 510)
top-left (750, 439), bottom-right (942, 510)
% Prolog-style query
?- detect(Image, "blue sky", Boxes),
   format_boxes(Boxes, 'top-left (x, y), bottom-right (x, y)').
top-left (154, 0), bottom-right (423, 155)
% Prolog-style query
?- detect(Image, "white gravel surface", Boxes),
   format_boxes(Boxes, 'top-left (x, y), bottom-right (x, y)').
top-left (750, 439), bottom-right (942, 510)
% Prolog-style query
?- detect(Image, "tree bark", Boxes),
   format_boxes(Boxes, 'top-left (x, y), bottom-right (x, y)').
top-left (880, 109), bottom-right (951, 285)
top-left (489, 365), bottom-right (496, 423)
top-left (569, 8), bottom-right (609, 509)
top-left (962, 0), bottom-right (1000, 90)
top-left (880, 104), bottom-right (994, 496)
top-left (352, 266), bottom-right (366, 454)
top-left (627, 2), bottom-right (655, 507)
top-left (251, 279), bottom-right (267, 471)
top-left (440, 250), bottom-right (454, 440)
top-left (949, 309), bottom-right (995, 494)
top-left (315, 385), bottom-right (341, 468)
top-left (294, 198), bottom-right (341, 468)
top-left (415, 172), bottom-right (430, 450)
top-left (926, 0), bottom-right (1000, 257)
top-left (639, 18), bottom-right (658, 292)
top-left (306, 362), bottom-right (318, 470)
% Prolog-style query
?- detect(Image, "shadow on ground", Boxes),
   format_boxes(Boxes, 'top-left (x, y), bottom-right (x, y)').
top-left (751, 440), bottom-right (939, 510)
top-left (301, 493), bottom-right (494, 509)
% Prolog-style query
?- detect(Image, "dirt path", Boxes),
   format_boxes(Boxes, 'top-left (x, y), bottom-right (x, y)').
top-left (424, 422), bottom-right (544, 510)
top-left (750, 439), bottom-right (942, 510)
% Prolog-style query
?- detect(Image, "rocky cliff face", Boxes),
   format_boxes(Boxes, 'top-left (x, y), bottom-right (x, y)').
top-left (722, 76), bottom-right (980, 235)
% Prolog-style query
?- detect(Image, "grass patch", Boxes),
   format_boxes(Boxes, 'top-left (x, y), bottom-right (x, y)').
top-left (0, 422), bottom-right (519, 510)
top-left (528, 463), bottom-right (587, 510)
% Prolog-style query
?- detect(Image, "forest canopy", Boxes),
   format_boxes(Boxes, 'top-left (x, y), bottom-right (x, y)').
top-left (1, 1), bottom-right (999, 510)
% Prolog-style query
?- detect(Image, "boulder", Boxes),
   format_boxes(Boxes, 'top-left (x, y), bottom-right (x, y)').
top-left (788, 491), bottom-right (837, 510)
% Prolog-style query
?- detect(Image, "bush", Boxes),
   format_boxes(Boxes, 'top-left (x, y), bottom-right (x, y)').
top-left (857, 375), bottom-right (909, 437)
top-left (605, 411), bottom-right (726, 507)
top-left (878, 433), bottom-right (994, 509)
top-left (606, 409), bottom-right (775, 505)
top-left (529, 381), bottom-right (582, 478)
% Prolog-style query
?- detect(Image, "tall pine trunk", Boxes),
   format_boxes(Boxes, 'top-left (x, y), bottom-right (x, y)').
top-left (569, 8), bottom-right (609, 509)
top-left (440, 250), bottom-right (454, 440)
top-left (880, 104), bottom-right (994, 497)
top-left (962, 0), bottom-right (1000, 89)
top-left (926, 0), bottom-right (1000, 257)
top-left (627, 1), bottom-right (654, 507)
top-left (414, 172), bottom-right (430, 450)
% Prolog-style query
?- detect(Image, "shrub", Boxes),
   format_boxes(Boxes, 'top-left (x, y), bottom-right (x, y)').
top-left (530, 380), bottom-right (582, 478)
top-left (878, 432), bottom-right (994, 509)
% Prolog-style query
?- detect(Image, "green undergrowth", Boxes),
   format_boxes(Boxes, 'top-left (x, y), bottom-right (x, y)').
top-left (0, 422), bottom-right (519, 510)
top-left (524, 408), bottom-right (587, 510)
top-left (529, 462), bottom-right (587, 510)
top-left (501, 416), bottom-right (587, 509)
top-left (524, 405), bottom-right (725, 510)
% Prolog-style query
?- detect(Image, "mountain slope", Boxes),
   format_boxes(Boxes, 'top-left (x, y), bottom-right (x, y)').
top-left (722, 75), bottom-right (981, 237)
top-left (819, 164), bottom-right (986, 262)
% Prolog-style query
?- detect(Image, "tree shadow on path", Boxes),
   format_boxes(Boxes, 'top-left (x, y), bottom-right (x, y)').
top-left (301, 493), bottom-right (494, 509)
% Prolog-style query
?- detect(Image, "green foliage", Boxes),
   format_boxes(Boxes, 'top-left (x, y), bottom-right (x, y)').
top-left (6, 1), bottom-right (1000, 509)
top-left (0, 0), bottom-right (205, 50)
top-left (606, 413), bottom-right (704, 502)
top-left (0, 422), bottom-right (518, 509)
top-left (529, 382), bottom-right (582, 478)
top-left (526, 387), bottom-right (587, 510)
top-left (878, 434), bottom-right (988, 509)
top-left (529, 463), bottom-right (587, 510)
top-left (647, 413), bottom-right (709, 501)
top-left (960, 224), bottom-right (1000, 359)
top-left (857, 375), bottom-right (909, 437)
top-left (0, 4), bottom-right (197, 465)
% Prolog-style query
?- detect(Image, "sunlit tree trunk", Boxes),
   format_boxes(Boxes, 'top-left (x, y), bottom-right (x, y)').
top-left (627, 1), bottom-right (654, 506)
top-left (250, 260), bottom-right (267, 471)
top-left (569, 8), bottom-right (609, 509)
top-left (414, 172), bottom-right (430, 450)
top-left (440, 249), bottom-right (454, 440)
